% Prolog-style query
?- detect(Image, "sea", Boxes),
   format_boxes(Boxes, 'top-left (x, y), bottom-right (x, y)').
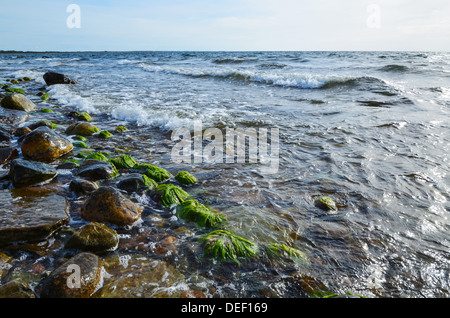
top-left (0, 51), bottom-right (449, 298)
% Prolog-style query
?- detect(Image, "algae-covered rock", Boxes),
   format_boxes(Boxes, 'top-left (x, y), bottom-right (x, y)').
top-left (5, 87), bottom-right (25, 95)
top-left (98, 130), bottom-right (113, 139)
top-left (75, 159), bottom-right (118, 181)
top-left (115, 126), bottom-right (128, 133)
top-left (1, 93), bottom-right (36, 112)
top-left (315, 196), bottom-right (337, 211)
top-left (40, 108), bottom-right (53, 113)
top-left (73, 141), bottom-right (88, 148)
top-left (149, 184), bottom-right (189, 208)
top-left (176, 199), bottom-right (226, 228)
top-left (9, 158), bottom-right (57, 188)
top-left (109, 155), bottom-right (137, 169)
top-left (81, 186), bottom-right (143, 226)
top-left (86, 152), bottom-right (108, 161)
top-left (264, 243), bottom-right (309, 264)
top-left (77, 111), bottom-right (92, 122)
top-left (65, 122), bottom-right (100, 136)
top-left (65, 222), bottom-right (119, 252)
top-left (0, 280), bottom-right (36, 298)
top-left (201, 230), bottom-right (259, 265)
top-left (27, 120), bottom-right (57, 130)
top-left (43, 72), bottom-right (78, 86)
top-left (40, 252), bottom-right (102, 298)
top-left (21, 126), bottom-right (73, 162)
top-left (133, 163), bottom-right (173, 182)
top-left (175, 171), bottom-right (197, 185)
top-left (0, 188), bottom-right (69, 246)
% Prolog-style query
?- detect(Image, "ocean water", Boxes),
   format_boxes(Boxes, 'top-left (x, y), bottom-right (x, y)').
top-left (1, 51), bottom-right (449, 297)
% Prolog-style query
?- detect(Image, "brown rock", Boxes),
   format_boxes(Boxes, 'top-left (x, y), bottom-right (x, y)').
top-left (40, 252), bottom-right (102, 298)
top-left (0, 93), bottom-right (36, 112)
top-left (65, 122), bottom-right (99, 136)
top-left (81, 187), bottom-right (143, 226)
top-left (21, 126), bottom-right (73, 161)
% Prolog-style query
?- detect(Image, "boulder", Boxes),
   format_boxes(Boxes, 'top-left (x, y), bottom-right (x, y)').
top-left (0, 188), bottom-right (69, 246)
top-left (75, 159), bottom-right (118, 181)
top-left (39, 252), bottom-right (102, 298)
top-left (21, 126), bottom-right (73, 161)
top-left (0, 93), bottom-right (36, 112)
top-left (9, 158), bottom-right (57, 188)
top-left (65, 122), bottom-right (100, 136)
top-left (43, 72), bottom-right (78, 86)
top-left (81, 186), bottom-right (143, 226)
top-left (65, 222), bottom-right (119, 252)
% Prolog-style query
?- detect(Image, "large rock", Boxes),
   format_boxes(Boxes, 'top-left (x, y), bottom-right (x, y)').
top-left (39, 252), bottom-right (102, 298)
top-left (43, 72), bottom-right (78, 86)
top-left (81, 186), bottom-right (143, 226)
top-left (0, 188), bottom-right (69, 246)
top-left (9, 159), bottom-right (57, 188)
top-left (0, 93), bottom-right (36, 112)
top-left (75, 159), bottom-right (118, 181)
top-left (65, 222), bottom-right (119, 252)
top-left (21, 126), bottom-right (73, 161)
top-left (65, 122), bottom-right (100, 136)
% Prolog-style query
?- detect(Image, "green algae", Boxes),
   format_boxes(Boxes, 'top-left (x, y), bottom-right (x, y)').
top-left (176, 199), bottom-right (226, 228)
top-left (133, 163), bottom-right (173, 182)
top-left (115, 126), bottom-right (128, 133)
top-left (201, 230), bottom-right (259, 265)
top-left (109, 155), bottom-right (137, 170)
top-left (99, 130), bottom-right (113, 139)
top-left (151, 184), bottom-right (189, 208)
top-left (175, 171), bottom-right (197, 185)
top-left (264, 243), bottom-right (308, 263)
top-left (86, 152), bottom-right (109, 162)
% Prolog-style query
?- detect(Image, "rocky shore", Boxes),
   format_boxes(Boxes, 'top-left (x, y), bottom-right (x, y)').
top-left (0, 72), bottom-right (343, 298)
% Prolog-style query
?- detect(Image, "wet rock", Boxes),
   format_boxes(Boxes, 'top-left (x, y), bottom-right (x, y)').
top-left (0, 93), bottom-right (36, 112)
top-left (13, 126), bottom-right (32, 137)
top-left (9, 159), bottom-right (57, 188)
top-left (21, 126), bottom-right (74, 162)
top-left (65, 122), bottom-right (100, 136)
top-left (0, 188), bottom-right (69, 246)
top-left (65, 222), bottom-right (119, 252)
top-left (0, 147), bottom-right (19, 164)
top-left (116, 173), bottom-right (149, 194)
top-left (27, 120), bottom-right (56, 131)
top-left (43, 72), bottom-right (78, 86)
top-left (99, 254), bottom-right (187, 298)
top-left (0, 252), bottom-right (11, 281)
top-left (0, 130), bottom-right (11, 143)
top-left (0, 108), bottom-right (29, 125)
top-left (40, 252), bottom-right (102, 298)
top-left (57, 161), bottom-right (79, 170)
top-left (0, 280), bottom-right (36, 298)
top-left (69, 178), bottom-right (99, 196)
top-left (75, 159), bottom-right (118, 181)
top-left (81, 186), bottom-right (143, 226)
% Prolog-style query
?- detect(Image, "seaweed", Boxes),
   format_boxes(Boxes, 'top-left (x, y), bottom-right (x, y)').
top-left (151, 184), bottom-right (189, 207)
top-left (109, 155), bottom-right (137, 169)
top-left (176, 199), bottom-right (226, 228)
top-left (175, 171), bottom-right (197, 185)
top-left (133, 163), bottom-right (173, 182)
top-left (201, 230), bottom-right (259, 265)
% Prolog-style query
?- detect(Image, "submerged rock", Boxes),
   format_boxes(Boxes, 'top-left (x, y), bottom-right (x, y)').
top-left (0, 188), bottom-right (69, 246)
top-left (9, 158), bottom-right (57, 188)
top-left (21, 126), bottom-right (74, 162)
top-left (0, 93), bottom-right (36, 112)
top-left (81, 186), bottom-right (143, 226)
top-left (0, 108), bottom-right (29, 125)
top-left (75, 159), bottom-right (118, 181)
top-left (40, 252), bottom-right (102, 298)
top-left (100, 254), bottom-right (187, 298)
top-left (65, 222), bottom-right (119, 252)
top-left (43, 71), bottom-right (78, 86)
top-left (315, 196), bottom-right (337, 211)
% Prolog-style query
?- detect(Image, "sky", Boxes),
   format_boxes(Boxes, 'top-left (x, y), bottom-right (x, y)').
top-left (1, 0), bottom-right (449, 51)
